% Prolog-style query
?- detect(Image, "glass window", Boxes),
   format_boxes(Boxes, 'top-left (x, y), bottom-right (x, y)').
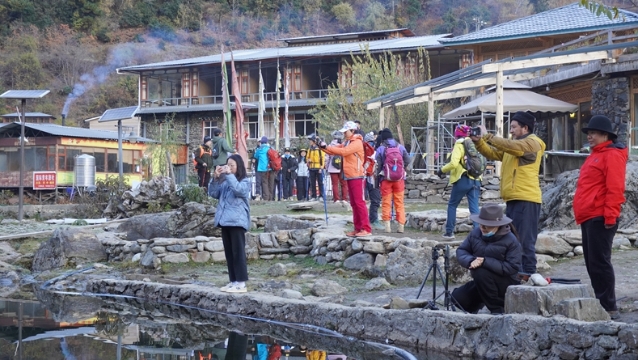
top-left (203, 120), bottom-right (217, 140)
top-left (293, 113), bottom-right (316, 137)
top-left (94, 150), bottom-right (106, 172)
top-left (245, 116), bottom-right (258, 139)
top-left (107, 150), bottom-right (118, 173)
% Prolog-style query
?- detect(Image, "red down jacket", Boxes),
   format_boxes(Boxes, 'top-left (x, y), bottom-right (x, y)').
top-left (573, 140), bottom-right (628, 225)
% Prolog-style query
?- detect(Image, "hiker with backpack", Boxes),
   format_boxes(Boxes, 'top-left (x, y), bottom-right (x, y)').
top-left (365, 132), bottom-right (384, 230)
top-left (253, 136), bottom-right (276, 201)
top-left (211, 128), bottom-right (234, 170)
top-left (296, 149), bottom-right (310, 201)
top-left (376, 128), bottom-right (410, 233)
top-left (471, 111), bottom-right (546, 282)
top-left (194, 136), bottom-right (214, 188)
top-left (281, 147), bottom-right (298, 201)
top-left (307, 134), bottom-right (326, 201)
top-left (320, 121), bottom-right (372, 237)
top-left (328, 131), bottom-right (349, 205)
top-left (439, 124), bottom-right (483, 239)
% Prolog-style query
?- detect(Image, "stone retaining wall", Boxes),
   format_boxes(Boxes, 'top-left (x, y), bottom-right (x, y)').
top-left (86, 279), bottom-right (638, 359)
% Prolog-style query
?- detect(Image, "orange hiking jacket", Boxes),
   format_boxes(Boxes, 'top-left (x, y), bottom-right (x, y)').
top-left (322, 134), bottom-right (365, 180)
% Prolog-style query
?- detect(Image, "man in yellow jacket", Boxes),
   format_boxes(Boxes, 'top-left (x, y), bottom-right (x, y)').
top-left (471, 111), bottom-right (546, 280)
top-left (440, 125), bottom-right (481, 239)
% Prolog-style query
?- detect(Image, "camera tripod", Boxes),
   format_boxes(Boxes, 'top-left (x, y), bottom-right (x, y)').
top-left (416, 245), bottom-right (465, 312)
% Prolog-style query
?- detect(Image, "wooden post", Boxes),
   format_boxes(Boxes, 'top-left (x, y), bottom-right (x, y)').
top-left (379, 107), bottom-right (385, 130)
top-left (495, 67), bottom-right (504, 176)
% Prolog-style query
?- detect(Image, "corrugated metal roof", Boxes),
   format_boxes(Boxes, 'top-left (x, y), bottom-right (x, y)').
top-left (278, 28), bottom-right (415, 43)
top-left (0, 90), bottom-right (50, 99)
top-left (99, 106), bottom-right (139, 122)
top-left (0, 122), bottom-right (153, 142)
top-left (118, 34), bottom-right (452, 73)
top-left (440, 3), bottom-right (638, 46)
top-left (1, 112), bottom-right (55, 118)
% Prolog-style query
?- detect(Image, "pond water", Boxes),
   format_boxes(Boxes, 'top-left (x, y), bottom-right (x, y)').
top-left (0, 293), bottom-right (470, 360)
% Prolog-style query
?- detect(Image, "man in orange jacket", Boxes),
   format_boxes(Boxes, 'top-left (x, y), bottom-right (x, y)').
top-left (321, 121), bottom-right (371, 237)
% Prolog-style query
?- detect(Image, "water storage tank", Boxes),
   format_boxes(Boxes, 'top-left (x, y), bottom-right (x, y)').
top-left (74, 154), bottom-right (96, 187)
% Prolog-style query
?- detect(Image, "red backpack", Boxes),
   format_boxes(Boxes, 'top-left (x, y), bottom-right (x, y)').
top-left (267, 147), bottom-right (282, 171)
top-left (361, 141), bottom-right (376, 177)
top-left (382, 145), bottom-right (404, 181)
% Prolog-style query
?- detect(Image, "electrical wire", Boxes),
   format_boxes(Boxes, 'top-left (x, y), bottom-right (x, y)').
top-left (39, 267), bottom-right (417, 360)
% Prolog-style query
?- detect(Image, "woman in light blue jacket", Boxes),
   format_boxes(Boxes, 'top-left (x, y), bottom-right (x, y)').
top-left (209, 154), bottom-right (251, 293)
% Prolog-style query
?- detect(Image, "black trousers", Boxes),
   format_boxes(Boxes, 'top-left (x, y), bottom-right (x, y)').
top-left (506, 200), bottom-right (541, 274)
top-left (581, 217), bottom-right (618, 311)
top-left (225, 331), bottom-right (248, 360)
top-left (366, 180), bottom-right (381, 223)
top-left (221, 226), bottom-right (248, 282)
top-left (451, 268), bottom-right (518, 314)
top-left (296, 176), bottom-right (308, 201)
top-left (197, 167), bottom-right (211, 188)
top-left (282, 175), bottom-right (294, 199)
top-left (309, 169), bottom-right (324, 199)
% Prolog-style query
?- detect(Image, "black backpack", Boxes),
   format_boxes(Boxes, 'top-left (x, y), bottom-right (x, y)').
top-left (331, 155), bottom-right (342, 170)
top-left (212, 141), bottom-right (221, 159)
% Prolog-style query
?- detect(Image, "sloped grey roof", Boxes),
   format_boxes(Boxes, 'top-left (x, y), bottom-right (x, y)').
top-left (0, 122), bottom-right (153, 142)
top-left (118, 34), bottom-right (451, 73)
top-left (1, 112), bottom-right (55, 118)
top-left (440, 3), bottom-right (638, 45)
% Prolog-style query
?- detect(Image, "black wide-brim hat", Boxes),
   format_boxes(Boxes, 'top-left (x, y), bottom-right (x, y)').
top-left (581, 115), bottom-right (617, 140)
top-left (469, 203), bottom-right (512, 227)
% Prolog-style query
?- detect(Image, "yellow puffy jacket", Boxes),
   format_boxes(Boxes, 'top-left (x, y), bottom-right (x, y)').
top-left (474, 133), bottom-right (545, 203)
top-left (306, 350), bottom-right (326, 360)
top-left (441, 138), bottom-right (481, 184)
top-left (307, 146), bottom-right (325, 169)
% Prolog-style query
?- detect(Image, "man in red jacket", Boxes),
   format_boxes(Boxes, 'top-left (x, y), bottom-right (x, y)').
top-left (573, 115), bottom-right (628, 320)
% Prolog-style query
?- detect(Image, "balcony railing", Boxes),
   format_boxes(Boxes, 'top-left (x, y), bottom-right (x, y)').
top-left (141, 89), bottom-right (331, 108)
top-left (141, 89), bottom-right (329, 107)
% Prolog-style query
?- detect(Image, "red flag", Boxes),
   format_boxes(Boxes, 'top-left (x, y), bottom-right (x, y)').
top-left (230, 52), bottom-right (248, 167)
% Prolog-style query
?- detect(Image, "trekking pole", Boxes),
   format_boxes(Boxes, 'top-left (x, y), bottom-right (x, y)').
top-left (321, 169), bottom-right (329, 224)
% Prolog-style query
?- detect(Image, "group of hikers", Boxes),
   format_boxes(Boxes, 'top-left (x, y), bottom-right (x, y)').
top-left (195, 113), bottom-right (627, 319)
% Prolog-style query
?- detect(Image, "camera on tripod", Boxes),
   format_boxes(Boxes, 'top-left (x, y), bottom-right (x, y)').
top-left (469, 126), bottom-right (482, 137)
top-left (416, 244), bottom-right (465, 312)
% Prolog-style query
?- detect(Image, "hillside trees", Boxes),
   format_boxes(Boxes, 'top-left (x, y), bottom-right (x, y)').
top-left (310, 47), bottom-right (432, 144)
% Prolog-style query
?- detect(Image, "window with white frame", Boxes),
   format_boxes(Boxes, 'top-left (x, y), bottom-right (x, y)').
top-left (202, 120), bottom-right (218, 140)
top-left (293, 113), bottom-right (317, 137)
top-left (245, 114), bottom-right (275, 139)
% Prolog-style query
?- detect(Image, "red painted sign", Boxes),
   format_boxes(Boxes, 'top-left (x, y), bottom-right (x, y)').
top-left (33, 171), bottom-right (57, 190)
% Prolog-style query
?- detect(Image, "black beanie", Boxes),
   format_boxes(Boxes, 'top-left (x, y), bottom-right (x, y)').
top-left (511, 111), bottom-right (535, 131)
top-left (380, 128), bottom-right (393, 141)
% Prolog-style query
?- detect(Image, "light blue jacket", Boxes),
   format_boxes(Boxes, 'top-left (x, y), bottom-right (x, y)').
top-left (253, 144), bottom-right (270, 172)
top-left (208, 173), bottom-right (251, 230)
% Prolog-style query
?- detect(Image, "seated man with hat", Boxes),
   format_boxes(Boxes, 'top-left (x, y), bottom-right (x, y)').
top-left (451, 203), bottom-right (522, 314)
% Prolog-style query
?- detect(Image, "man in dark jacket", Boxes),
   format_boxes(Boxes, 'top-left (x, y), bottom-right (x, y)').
top-left (281, 147), bottom-right (298, 201)
top-left (452, 203), bottom-right (522, 314)
top-left (194, 136), bottom-right (213, 188)
top-left (211, 128), bottom-right (234, 169)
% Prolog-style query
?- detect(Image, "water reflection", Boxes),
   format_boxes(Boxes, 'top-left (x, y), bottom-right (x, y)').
top-left (0, 295), bottom-right (463, 360)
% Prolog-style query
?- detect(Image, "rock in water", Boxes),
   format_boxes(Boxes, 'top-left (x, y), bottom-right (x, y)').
top-left (33, 228), bottom-right (107, 271)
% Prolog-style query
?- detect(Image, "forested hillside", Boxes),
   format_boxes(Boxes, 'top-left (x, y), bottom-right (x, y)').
top-left (0, 0), bottom-right (635, 124)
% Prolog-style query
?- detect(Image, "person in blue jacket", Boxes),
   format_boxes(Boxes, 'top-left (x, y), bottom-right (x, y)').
top-left (451, 203), bottom-right (522, 314)
top-left (209, 154), bottom-right (251, 293)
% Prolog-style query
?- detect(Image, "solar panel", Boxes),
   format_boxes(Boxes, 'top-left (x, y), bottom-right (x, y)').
top-left (0, 90), bottom-right (50, 99)
top-left (99, 106), bottom-right (139, 122)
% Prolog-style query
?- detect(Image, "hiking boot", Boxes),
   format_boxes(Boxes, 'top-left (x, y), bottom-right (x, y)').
top-left (397, 223), bottom-right (405, 233)
top-left (607, 310), bottom-right (620, 320)
top-left (345, 230), bottom-right (357, 237)
top-left (383, 220), bottom-right (392, 233)
top-left (371, 221), bottom-right (385, 230)
top-left (354, 230), bottom-right (372, 237)
top-left (226, 284), bottom-right (247, 293)
top-left (517, 273), bottom-right (531, 284)
top-left (220, 282), bottom-right (234, 292)
top-left (442, 232), bottom-right (455, 240)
